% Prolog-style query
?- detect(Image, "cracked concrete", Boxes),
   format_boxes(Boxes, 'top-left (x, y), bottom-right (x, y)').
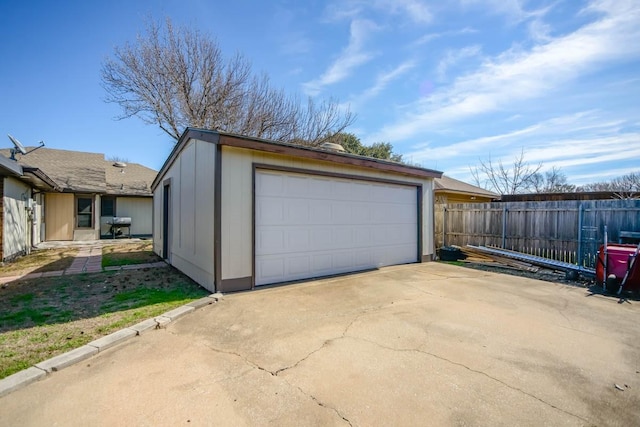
top-left (1, 262), bottom-right (639, 426)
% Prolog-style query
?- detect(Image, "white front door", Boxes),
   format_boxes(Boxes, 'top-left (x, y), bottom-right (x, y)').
top-left (255, 169), bottom-right (418, 286)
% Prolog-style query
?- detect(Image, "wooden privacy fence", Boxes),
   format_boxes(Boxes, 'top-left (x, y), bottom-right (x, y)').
top-left (435, 199), bottom-right (640, 268)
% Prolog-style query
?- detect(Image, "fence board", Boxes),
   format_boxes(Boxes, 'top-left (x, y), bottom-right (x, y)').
top-left (435, 199), bottom-right (640, 268)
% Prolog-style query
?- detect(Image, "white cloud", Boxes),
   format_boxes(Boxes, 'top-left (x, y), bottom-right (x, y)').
top-left (435, 45), bottom-right (482, 81)
top-left (405, 109), bottom-right (640, 184)
top-left (405, 110), bottom-right (630, 161)
top-left (372, 1), bottom-right (640, 141)
top-left (412, 27), bottom-right (477, 46)
top-left (384, 0), bottom-right (432, 23)
top-left (459, 0), bottom-right (553, 24)
top-left (303, 19), bottom-right (379, 96)
top-left (325, 0), bottom-right (432, 24)
top-left (346, 60), bottom-right (416, 108)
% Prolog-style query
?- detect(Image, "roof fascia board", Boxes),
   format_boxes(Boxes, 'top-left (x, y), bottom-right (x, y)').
top-left (152, 128), bottom-right (443, 191)
top-left (217, 133), bottom-right (442, 179)
top-left (22, 167), bottom-right (62, 191)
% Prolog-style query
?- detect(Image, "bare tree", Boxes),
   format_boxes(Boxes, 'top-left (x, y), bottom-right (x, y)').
top-left (530, 166), bottom-right (576, 193)
top-left (470, 149), bottom-right (543, 195)
top-left (101, 18), bottom-right (354, 144)
top-left (578, 171), bottom-right (640, 199)
top-left (107, 155), bottom-right (130, 163)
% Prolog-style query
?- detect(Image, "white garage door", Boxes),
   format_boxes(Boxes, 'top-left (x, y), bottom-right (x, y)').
top-left (255, 169), bottom-right (418, 286)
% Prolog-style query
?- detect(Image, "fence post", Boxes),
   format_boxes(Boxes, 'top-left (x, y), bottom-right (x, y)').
top-left (577, 204), bottom-right (584, 267)
top-left (502, 206), bottom-right (507, 249)
top-left (443, 206), bottom-right (447, 247)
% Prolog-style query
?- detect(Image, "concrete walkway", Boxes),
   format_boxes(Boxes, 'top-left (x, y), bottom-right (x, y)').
top-left (63, 245), bottom-right (103, 274)
top-left (0, 240), bottom-right (165, 285)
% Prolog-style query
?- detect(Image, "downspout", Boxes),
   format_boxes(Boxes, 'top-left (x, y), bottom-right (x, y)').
top-left (31, 195), bottom-right (38, 248)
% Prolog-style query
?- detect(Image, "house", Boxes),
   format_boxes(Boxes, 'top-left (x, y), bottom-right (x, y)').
top-left (151, 128), bottom-right (443, 293)
top-left (0, 146), bottom-right (156, 260)
top-left (434, 175), bottom-right (499, 204)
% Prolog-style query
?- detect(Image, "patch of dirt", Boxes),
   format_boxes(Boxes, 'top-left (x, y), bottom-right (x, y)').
top-left (454, 261), bottom-right (595, 288)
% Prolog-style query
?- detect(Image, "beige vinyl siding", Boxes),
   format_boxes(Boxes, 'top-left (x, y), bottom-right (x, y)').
top-left (34, 192), bottom-right (44, 245)
top-left (153, 139), bottom-right (216, 291)
top-left (3, 177), bottom-right (31, 259)
top-left (220, 145), bottom-right (435, 282)
top-left (116, 197), bottom-right (152, 236)
top-left (45, 193), bottom-right (74, 241)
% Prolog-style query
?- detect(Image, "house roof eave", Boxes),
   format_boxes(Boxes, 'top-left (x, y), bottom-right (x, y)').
top-left (152, 128), bottom-right (443, 191)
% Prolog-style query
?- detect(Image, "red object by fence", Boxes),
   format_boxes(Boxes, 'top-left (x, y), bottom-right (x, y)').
top-left (596, 244), bottom-right (640, 292)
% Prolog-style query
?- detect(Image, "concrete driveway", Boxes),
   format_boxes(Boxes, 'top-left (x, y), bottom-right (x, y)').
top-left (1, 262), bottom-right (639, 426)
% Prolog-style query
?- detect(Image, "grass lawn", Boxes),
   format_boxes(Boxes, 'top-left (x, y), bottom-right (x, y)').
top-left (0, 264), bottom-right (208, 379)
top-left (102, 241), bottom-right (161, 267)
top-left (0, 248), bottom-right (79, 276)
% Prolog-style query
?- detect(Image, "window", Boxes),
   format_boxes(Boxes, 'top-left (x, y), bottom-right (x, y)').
top-left (101, 196), bottom-right (115, 217)
top-left (77, 197), bottom-right (93, 228)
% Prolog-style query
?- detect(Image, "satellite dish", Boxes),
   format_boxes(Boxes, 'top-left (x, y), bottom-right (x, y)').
top-left (6, 134), bottom-right (45, 160)
top-left (8, 134), bottom-right (27, 155)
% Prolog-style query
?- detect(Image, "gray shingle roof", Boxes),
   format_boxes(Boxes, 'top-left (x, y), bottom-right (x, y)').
top-left (434, 175), bottom-right (499, 198)
top-left (0, 147), bottom-right (156, 196)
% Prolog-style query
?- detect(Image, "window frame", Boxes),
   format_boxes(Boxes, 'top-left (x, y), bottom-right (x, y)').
top-left (75, 195), bottom-right (94, 229)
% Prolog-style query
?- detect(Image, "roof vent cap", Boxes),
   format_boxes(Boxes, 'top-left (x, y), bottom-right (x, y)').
top-left (319, 142), bottom-right (346, 152)
top-left (113, 161), bottom-right (127, 168)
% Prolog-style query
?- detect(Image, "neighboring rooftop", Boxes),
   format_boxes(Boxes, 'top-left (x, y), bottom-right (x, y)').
top-left (434, 175), bottom-right (499, 199)
top-left (0, 147), bottom-right (156, 196)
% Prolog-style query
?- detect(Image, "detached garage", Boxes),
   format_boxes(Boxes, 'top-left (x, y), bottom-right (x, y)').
top-left (151, 129), bottom-right (442, 293)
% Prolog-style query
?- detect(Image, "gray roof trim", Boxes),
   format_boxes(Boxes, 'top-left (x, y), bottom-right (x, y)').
top-left (22, 167), bottom-right (62, 191)
top-left (152, 128), bottom-right (443, 191)
top-left (434, 175), bottom-right (499, 198)
top-left (0, 154), bottom-right (23, 177)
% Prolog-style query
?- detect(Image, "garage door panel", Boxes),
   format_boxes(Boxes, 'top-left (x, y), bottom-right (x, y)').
top-left (332, 181), bottom-right (353, 200)
top-left (310, 227), bottom-right (333, 250)
top-left (286, 175), bottom-right (309, 196)
top-left (287, 200), bottom-right (310, 224)
top-left (331, 201), bottom-right (353, 223)
top-left (257, 198), bottom-right (285, 224)
top-left (354, 227), bottom-right (372, 246)
top-left (308, 177), bottom-right (333, 198)
top-left (287, 228), bottom-right (311, 251)
top-left (351, 182), bottom-right (372, 201)
top-left (255, 170), bottom-right (418, 286)
top-left (309, 200), bottom-right (332, 223)
top-left (287, 255), bottom-right (311, 276)
top-left (332, 251), bottom-right (354, 269)
top-left (256, 228), bottom-right (285, 255)
top-left (257, 258), bottom-right (285, 281)
top-left (258, 173), bottom-right (285, 195)
top-left (352, 204), bottom-right (371, 223)
top-left (312, 253), bottom-right (333, 272)
top-left (354, 249), bottom-right (372, 267)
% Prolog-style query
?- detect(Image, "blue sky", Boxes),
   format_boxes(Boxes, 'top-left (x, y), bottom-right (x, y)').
top-left (1, 0), bottom-right (639, 186)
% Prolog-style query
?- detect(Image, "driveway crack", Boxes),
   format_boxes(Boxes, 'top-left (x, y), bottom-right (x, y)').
top-left (275, 309), bottom-right (371, 375)
top-left (201, 342), bottom-right (352, 425)
top-left (201, 342), bottom-right (277, 376)
top-left (351, 336), bottom-right (590, 424)
top-left (280, 377), bottom-right (353, 426)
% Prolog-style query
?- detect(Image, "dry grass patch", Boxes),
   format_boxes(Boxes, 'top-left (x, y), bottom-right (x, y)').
top-left (0, 266), bottom-right (208, 379)
top-left (0, 248), bottom-right (79, 277)
top-left (102, 241), bottom-right (161, 267)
